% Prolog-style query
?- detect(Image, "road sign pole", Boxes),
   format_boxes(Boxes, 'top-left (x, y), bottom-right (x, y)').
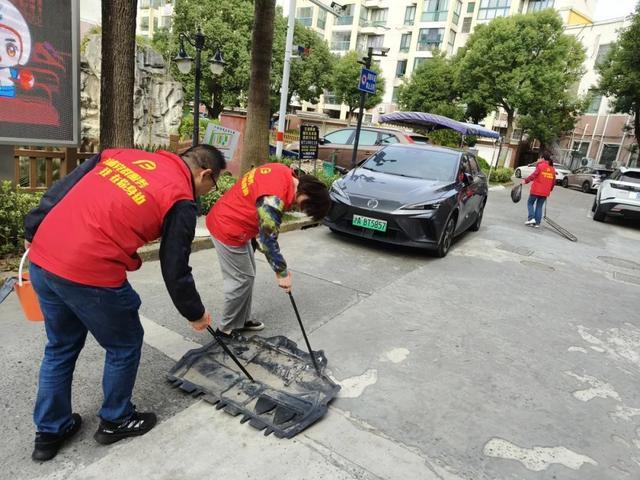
top-left (350, 48), bottom-right (373, 170)
top-left (276, 0), bottom-right (297, 159)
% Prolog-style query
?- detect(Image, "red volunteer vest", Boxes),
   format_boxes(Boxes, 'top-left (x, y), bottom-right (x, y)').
top-left (29, 149), bottom-right (194, 287)
top-left (531, 161), bottom-right (556, 197)
top-left (207, 163), bottom-right (296, 246)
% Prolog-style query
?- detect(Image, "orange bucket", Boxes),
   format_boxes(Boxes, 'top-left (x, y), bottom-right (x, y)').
top-left (14, 250), bottom-right (44, 322)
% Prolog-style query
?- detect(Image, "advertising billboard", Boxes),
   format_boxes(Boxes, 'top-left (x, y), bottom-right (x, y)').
top-left (0, 0), bottom-right (80, 146)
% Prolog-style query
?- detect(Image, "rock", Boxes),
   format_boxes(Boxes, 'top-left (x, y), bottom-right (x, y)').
top-left (80, 34), bottom-right (184, 147)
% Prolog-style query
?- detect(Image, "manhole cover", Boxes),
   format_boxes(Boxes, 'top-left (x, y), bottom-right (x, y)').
top-left (597, 256), bottom-right (640, 271)
top-left (521, 260), bottom-right (555, 272)
top-left (613, 272), bottom-right (640, 286)
top-left (499, 244), bottom-right (534, 257)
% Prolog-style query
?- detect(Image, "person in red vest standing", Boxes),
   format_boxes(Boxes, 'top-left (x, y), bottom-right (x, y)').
top-left (23, 145), bottom-right (225, 461)
top-left (522, 152), bottom-right (556, 228)
top-left (206, 163), bottom-right (330, 336)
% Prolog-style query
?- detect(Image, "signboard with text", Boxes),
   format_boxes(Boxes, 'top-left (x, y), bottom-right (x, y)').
top-left (203, 123), bottom-right (240, 163)
top-left (0, 0), bottom-right (80, 146)
top-left (299, 125), bottom-right (319, 160)
top-left (358, 68), bottom-right (377, 94)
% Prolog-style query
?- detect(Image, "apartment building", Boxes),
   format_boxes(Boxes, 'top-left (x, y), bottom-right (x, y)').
top-left (136, 0), bottom-right (175, 39)
top-left (294, 0), bottom-right (596, 121)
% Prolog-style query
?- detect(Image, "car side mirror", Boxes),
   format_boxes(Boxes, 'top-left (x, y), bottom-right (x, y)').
top-left (335, 166), bottom-right (349, 175)
top-left (464, 173), bottom-right (474, 186)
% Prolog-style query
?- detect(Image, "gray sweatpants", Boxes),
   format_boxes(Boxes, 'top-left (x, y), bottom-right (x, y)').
top-left (211, 236), bottom-right (256, 331)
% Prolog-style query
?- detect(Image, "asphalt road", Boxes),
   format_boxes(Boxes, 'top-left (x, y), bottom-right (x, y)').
top-left (1, 183), bottom-right (639, 480)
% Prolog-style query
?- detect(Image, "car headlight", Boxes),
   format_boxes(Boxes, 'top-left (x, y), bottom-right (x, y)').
top-left (401, 201), bottom-right (441, 211)
top-left (330, 181), bottom-right (350, 203)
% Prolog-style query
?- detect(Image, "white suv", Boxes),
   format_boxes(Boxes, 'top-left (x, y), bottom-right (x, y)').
top-left (592, 167), bottom-right (640, 222)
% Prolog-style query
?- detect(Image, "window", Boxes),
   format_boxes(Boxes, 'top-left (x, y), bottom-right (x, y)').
top-left (448, 30), bottom-right (457, 55)
top-left (462, 17), bottom-right (472, 33)
top-left (586, 90), bottom-right (602, 114)
top-left (460, 156), bottom-right (472, 175)
top-left (400, 33), bottom-right (412, 52)
top-left (317, 9), bottom-right (327, 29)
top-left (453, 0), bottom-right (463, 25)
top-left (324, 129), bottom-right (353, 144)
top-left (467, 2), bottom-right (476, 13)
top-left (153, 17), bottom-right (159, 30)
top-left (414, 57), bottom-right (428, 70)
top-left (140, 0), bottom-right (150, 8)
top-left (572, 141), bottom-right (590, 157)
top-left (600, 144), bottom-right (619, 167)
top-left (359, 130), bottom-right (379, 146)
top-left (595, 44), bottom-right (612, 66)
top-left (422, 0), bottom-right (449, 22)
top-left (297, 7), bottom-right (313, 27)
top-left (336, 4), bottom-right (354, 25)
top-left (527, 0), bottom-right (554, 13)
top-left (367, 35), bottom-right (385, 48)
top-left (468, 156), bottom-right (480, 174)
top-left (404, 5), bottom-right (416, 25)
top-left (331, 31), bottom-right (351, 51)
top-left (396, 59), bottom-right (408, 78)
top-left (417, 28), bottom-right (444, 51)
top-left (478, 0), bottom-right (511, 20)
top-left (392, 87), bottom-right (400, 103)
top-left (140, 16), bottom-right (149, 30)
top-left (160, 16), bottom-right (172, 29)
top-left (323, 90), bottom-right (338, 104)
top-left (380, 133), bottom-right (399, 144)
top-left (371, 8), bottom-right (388, 27)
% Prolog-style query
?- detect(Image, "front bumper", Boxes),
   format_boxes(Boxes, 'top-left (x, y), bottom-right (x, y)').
top-left (598, 198), bottom-right (640, 218)
top-left (324, 200), bottom-right (448, 249)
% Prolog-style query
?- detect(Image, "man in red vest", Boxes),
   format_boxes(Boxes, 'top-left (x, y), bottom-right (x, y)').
top-left (23, 145), bottom-right (225, 461)
top-left (522, 152), bottom-right (556, 228)
top-left (206, 163), bottom-right (330, 336)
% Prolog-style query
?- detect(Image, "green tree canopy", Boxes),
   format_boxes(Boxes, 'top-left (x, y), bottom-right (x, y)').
top-left (398, 51), bottom-right (465, 121)
top-left (332, 51), bottom-right (385, 121)
top-left (456, 9), bottom-right (585, 146)
top-left (597, 4), bottom-right (640, 150)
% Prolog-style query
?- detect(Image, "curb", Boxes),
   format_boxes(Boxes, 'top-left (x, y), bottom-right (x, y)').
top-left (138, 217), bottom-right (320, 263)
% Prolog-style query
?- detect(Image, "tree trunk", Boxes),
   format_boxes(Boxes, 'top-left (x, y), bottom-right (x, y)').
top-left (241, 0), bottom-right (276, 174)
top-left (100, 0), bottom-right (137, 149)
top-left (503, 109), bottom-right (515, 167)
top-left (634, 106), bottom-right (640, 154)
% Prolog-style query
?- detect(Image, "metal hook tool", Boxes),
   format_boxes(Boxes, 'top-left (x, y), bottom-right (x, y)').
top-left (207, 326), bottom-right (254, 382)
top-left (287, 292), bottom-right (321, 375)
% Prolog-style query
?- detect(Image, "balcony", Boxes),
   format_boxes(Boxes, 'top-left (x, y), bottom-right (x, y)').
top-left (330, 40), bottom-right (351, 51)
top-left (416, 42), bottom-right (442, 51)
top-left (335, 15), bottom-right (354, 26)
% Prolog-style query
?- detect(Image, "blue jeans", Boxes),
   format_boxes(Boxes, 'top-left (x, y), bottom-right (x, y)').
top-left (527, 194), bottom-right (547, 225)
top-left (29, 263), bottom-right (143, 434)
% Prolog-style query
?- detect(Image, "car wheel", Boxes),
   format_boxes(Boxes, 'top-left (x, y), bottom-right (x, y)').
top-left (562, 177), bottom-right (569, 188)
top-left (435, 216), bottom-right (456, 258)
top-left (469, 201), bottom-right (485, 232)
top-left (515, 169), bottom-right (521, 178)
top-left (581, 181), bottom-right (591, 193)
top-left (593, 204), bottom-right (606, 222)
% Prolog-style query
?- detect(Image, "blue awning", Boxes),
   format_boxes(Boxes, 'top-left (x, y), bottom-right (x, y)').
top-left (379, 111), bottom-right (501, 140)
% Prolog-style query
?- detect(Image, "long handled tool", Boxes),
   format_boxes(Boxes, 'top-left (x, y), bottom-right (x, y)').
top-left (206, 326), bottom-right (254, 382)
top-left (543, 202), bottom-right (578, 242)
top-left (287, 292), bottom-right (321, 375)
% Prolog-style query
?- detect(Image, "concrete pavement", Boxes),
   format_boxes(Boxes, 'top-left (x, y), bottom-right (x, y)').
top-left (1, 184), bottom-right (639, 479)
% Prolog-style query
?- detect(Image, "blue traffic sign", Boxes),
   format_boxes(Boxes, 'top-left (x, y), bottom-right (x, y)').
top-left (358, 68), bottom-right (377, 94)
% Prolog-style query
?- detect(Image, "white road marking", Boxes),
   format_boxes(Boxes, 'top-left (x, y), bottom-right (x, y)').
top-left (568, 346), bottom-right (588, 353)
top-left (140, 315), bottom-right (201, 361)
top-left (331, 369), bottom-right (379, 399)
top-left (483, 438), bottom-right (598, 472)
top-left (564, 371), bottom-right (621, 402)
top-left (381, 348), bottom-right (410, 364)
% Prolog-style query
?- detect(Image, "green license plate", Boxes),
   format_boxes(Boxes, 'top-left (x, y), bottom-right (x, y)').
top-left (352, 214), bottom-right (387, 232)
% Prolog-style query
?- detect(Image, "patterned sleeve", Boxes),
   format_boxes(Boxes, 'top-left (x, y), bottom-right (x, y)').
top-left (255, 195), bottom-right (288, 277)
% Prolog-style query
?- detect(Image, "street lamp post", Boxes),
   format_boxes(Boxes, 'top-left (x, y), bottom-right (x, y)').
top-left (174, 28), bottom-right (226, 147)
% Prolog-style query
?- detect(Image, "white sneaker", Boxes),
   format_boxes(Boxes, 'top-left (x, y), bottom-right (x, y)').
top-left (525, 219), bottom-right (535, 226)
top-left (533, 224), bottom-right (540, 228)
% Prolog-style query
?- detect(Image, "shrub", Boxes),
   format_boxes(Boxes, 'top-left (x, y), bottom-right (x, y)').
top-left (477, 156), bottom-right (490, 173)
top-left (0, 182), bottom-right (42, 257)
top-left (178, 116), bottom-right (219, 141)
top-left (489, 167), bottom-right (514, 183)
top-left (199, 172), bottom-right (237, 215)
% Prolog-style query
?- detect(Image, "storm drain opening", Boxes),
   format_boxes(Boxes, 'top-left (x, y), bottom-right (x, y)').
top-left (168, 334), bottom-right (340, 438)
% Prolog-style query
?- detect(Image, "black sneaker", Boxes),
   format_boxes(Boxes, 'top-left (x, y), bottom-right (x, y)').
top-left (32, 413), bottom-right (82, 462)
top-left (215, 328), bottom-right (235, 339)
top-left (94, 410), bottom-right (157, 445)
top-left (237, 320), bottom-right (264, 332)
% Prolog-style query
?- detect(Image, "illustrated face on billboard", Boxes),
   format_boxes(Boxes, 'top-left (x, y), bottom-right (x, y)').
top-left (0, 0), bottom-right (79, 146)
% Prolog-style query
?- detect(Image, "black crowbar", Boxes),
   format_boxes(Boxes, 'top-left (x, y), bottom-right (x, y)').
top-left (287, 292), bottom-right (321, 375)
top-left (206, 326), bottom-right (255, 382)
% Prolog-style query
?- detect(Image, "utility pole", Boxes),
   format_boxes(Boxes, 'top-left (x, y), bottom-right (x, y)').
top-left (351, 47), bottom-right (373, 170)
top-left (275, 1), bottom-right (344, 158)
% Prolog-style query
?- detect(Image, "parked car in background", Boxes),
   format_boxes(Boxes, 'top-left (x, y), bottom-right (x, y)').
top-left (514, 162), bottom-right (572, 184)
top-left (592, 167), bottom-right (640, 222)
top-left (563, 166), bottom-right (613, 193)
top-left (285, 127), bottom-right (418, 169)
top-left (325, 144), bottom-right (488, 257)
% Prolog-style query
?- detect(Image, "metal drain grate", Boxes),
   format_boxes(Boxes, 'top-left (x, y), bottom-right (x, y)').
top-left (598, 256), bottom-right (640, 271)
top-left (613, 272), bottom-right (640, 286)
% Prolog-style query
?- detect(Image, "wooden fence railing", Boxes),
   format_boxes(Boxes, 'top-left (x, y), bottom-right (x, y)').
top-left (14, 147), bottom-right (97, 192)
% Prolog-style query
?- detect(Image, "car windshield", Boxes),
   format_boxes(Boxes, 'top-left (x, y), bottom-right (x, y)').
top-left (360, 147), bottom-right (459, 182)
top-left (621, 171), bottom-right (640, 184)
